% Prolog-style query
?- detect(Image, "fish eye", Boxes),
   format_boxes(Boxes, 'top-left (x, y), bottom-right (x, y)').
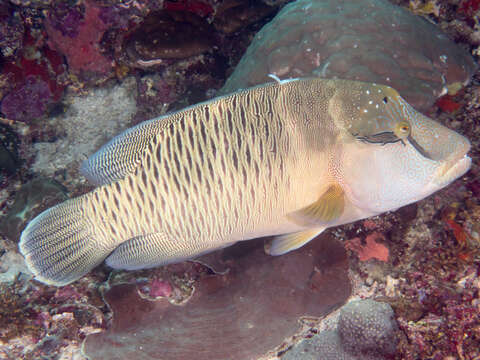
top-left (394, 121), bottom-right (410, 139)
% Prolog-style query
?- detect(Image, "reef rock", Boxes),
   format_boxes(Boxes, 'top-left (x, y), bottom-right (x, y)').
top-left (221, 0), bottom-right (477, 111)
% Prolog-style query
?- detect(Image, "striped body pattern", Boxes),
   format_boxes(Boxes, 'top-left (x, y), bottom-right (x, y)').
top-left (20, 78), bottom-right (471, 285)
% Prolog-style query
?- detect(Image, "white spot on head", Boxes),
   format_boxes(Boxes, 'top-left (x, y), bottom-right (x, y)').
top-left (368, 100), bottom-right (373, 104)
top-left (366, 90), bottom-right (370, 95)
top-left (386, 77), bottom-right (390, 82)
top-left (353, 43), bottom-right (358, 48)
top-left (439, 55), bottom-right (447, 63)
top-left (375, 104), bottom-right (379, 109)
top-left (363, 109), bottom-right (368, 113)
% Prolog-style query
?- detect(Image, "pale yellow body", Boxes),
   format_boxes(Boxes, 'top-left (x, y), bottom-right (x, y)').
top-left (86, 80), bottom-right (340, 265)
top-left (20, 78), bottom-right (471, 285)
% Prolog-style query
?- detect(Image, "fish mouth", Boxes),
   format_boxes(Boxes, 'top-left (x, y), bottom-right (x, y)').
top-left (433, 151), bottom-right (471, 187)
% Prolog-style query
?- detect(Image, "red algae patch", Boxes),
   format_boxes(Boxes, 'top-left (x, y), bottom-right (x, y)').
top-left (345, 232), bottom-right (389, 262)
top-left (83, 236), bottom-right (351, 360)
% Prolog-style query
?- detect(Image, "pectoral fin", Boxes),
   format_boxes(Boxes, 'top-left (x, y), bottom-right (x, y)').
top-left (288, 184), bottom-right (345, 226)
top-left (265, 227), bottom-right (326, 256)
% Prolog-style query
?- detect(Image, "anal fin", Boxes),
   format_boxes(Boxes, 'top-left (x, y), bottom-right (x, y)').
top-left (106, 232), bottom-right (194, 270)
top-left (288, 183), bottom-right (345, 226)
top-left (265, 227), bottom-right (326, 256)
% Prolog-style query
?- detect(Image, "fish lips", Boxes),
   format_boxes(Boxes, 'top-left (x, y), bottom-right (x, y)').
top-left (431, 141), bottom-right (471, 188)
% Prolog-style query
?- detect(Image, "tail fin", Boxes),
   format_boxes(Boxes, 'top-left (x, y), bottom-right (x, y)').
top-left (19, 196), bottom-right (111, 286)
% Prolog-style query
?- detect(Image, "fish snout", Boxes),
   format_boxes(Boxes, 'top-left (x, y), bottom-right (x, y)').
top-left (432, 134), bottom-right (471, 187)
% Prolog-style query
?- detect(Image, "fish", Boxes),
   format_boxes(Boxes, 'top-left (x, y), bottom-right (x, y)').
top-left (19, 77), bottom-right (471, 286)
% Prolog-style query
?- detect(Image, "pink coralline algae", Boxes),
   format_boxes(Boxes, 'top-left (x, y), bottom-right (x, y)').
top-left (1, 44), bottom-right (66, 122)
top-left (1, 76), bottom-right (51, 122)
top-left (83, 237), bottom-right (351, 360)
top-left (220, 0), bottom-right (477, 111)
top-left (45, 1), bottom-right (112, 77)
top-left (345, 232), bottom-right (389, 262)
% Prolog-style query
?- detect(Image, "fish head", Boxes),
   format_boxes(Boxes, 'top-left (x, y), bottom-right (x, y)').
top-left (330, 81), bottom-right (471, 213)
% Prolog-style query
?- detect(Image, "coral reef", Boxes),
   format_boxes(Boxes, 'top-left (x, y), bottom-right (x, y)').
top-left (0, 0), bottom-right (479, 359)
top-left (283, 300), bottom-right (399, 360)
top-left (83, 237), bottom-right (351, 360)
top-left (220, 0), bottom-right (477, 111)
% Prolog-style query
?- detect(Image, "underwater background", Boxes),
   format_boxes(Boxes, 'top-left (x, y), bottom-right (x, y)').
top-left (0, 0), bottom-right (479, 358)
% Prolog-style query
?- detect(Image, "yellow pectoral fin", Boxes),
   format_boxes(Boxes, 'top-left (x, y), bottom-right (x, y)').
top-left (265, 227), bottom-right (326, 256)
top-left (288, 183), bottom-right (345, 226)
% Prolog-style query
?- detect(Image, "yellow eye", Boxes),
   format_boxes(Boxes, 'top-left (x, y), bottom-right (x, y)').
top-left (394, 121), bottom-right (410, 139)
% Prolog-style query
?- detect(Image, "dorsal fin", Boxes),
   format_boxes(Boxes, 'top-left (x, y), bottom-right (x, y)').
top-left (80, 116), bottom-right (166, 186)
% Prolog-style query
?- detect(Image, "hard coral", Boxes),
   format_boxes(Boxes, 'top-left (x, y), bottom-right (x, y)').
top-left (338, 300), bottom-right (399, 356)
top-left (220, 0), bottom-right (477, 111)
top-left (83, 237), bottom-right (351, 360)
top-left (45, 1), bottom-right (112, 78)
top-left (283, 300), bottom-right (399, 359)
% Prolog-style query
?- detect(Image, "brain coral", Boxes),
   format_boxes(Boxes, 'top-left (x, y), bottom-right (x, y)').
top-left (283, 300), bottom-right (398, 360)
top-left (338, 299), bottom-right (398, 356)
top-left (221, 0), bottom-right (476, 111)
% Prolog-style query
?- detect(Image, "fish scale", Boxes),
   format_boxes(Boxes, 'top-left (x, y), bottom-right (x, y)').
top-left (19, 77), bottom-right (471, 285)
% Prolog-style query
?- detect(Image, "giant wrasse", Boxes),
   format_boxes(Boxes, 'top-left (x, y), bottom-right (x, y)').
top-left (19, 77), bottom-right (471, 286)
